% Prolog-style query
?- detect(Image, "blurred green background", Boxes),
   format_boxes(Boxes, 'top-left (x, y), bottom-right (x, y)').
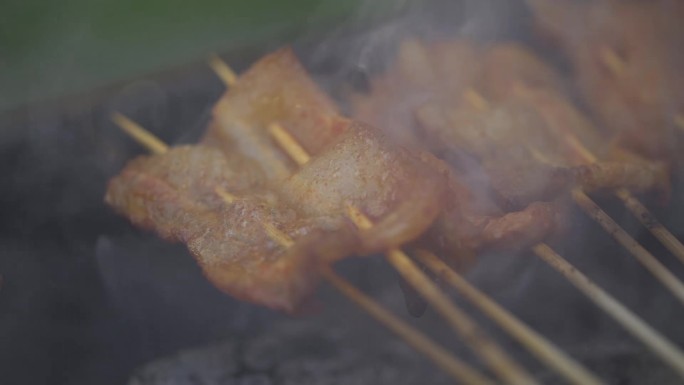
top-left (0, 0), bottom-right (367, 113)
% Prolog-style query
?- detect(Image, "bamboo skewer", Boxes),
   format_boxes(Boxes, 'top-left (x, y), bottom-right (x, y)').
top-left (112, 113), bottom-right (495, 385)
top-left (615, 189), bottom-right (684, 266)
top-left (108, 48), bottom-right (684, 383)
top-left (571, 189), bottom-right (684, 305)
top-left (599, 47), bottom-right (626, 77)
top-left (416, 250), bottom-right (605, 385)
top-left (321, 267), bottom-right (497, 385)
top-left (113, 113), bottom-right (494, 385)
top-left (213, 54), bottom-right (684, 382)
top-left (346, 205), bottom-right (539, 385)
top-left (532, 244), bottom-right (684, 379)
top-left (209, 54), bottom-right (238, 88)
top-left (268, 121), bottom-right (538, 385)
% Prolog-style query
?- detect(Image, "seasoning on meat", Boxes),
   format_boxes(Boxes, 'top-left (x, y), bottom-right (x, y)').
top-left (203, 47), bottom-right (348, 181)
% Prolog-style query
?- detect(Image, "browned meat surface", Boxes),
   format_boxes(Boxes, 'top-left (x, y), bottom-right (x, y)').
top-left (413, 156), bottom-right (562, 267)
top-left (106, 117), bottom-right (451, 311)
top-left (203, 47), bottom-right (349, 181)
top-left (527, 0), bottom-right (684, 160)
top-left (355, 39), bottom-right (669, 206)
top-left (280, 121), bottom-right (448, 252)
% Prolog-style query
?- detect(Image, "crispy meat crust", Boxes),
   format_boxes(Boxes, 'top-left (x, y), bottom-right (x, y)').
top-left (105, 146), bottom-right (361, 312)
top-left (527, 0), bottom-right (684, 159)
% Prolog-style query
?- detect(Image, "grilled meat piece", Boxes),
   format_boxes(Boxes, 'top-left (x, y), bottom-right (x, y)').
top-left (106, 117), bottom-right (450, 311)
top-left (527, 0), bottom-right (684, 160)
top-left (105, 146), bottom-right (360, 312)
top-left (355, 39), bottom-right (669, 206)
top-left (280, 121), bottom-right (448, 252)
top-left (414, 154), bottom-right (562, 266)
top-left (203, 47), bottom-right (348, 181)
top-left (352, 38), bottom-right (670, 262)
top-left (351, 40), bottom-right (560, 147)
top-left (352, 39), bottom-right (480, 147)
top-left (417, 87), bottom-right (670, 208)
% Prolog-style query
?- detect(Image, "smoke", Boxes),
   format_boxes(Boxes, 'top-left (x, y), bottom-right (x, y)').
top-left (2, 0), bottom-right (684, 384)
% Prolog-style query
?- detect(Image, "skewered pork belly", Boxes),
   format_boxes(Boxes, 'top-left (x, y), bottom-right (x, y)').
top-left (106, 146), bottom-right (360, 312)
top-left (353, 39), bottom-right (669, 206)
top-left (106, 49), bottom-right (450, 312)
top-left (106, 122), bottom-right (448, 312)
top-left (526, 0), bottom-right (684, 160)
top-left (351, 39), bottom-right (670, 268)
top-left (202, 47), bottom-right (349, 181)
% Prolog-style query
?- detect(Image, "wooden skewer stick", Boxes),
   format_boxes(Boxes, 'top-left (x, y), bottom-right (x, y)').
top-left (262, 223), bottom-right (495, 385)
top-left (564, 134), bottom-right (684, 266)
top-left (416, 250), bottom-right (606, 385)
top-left (532, 243), bottom-right (684, 379)
top-left (112, 113), bottom-right (494, 385)
top-left (465, 88), bottom-right (684, 301)
top-left (208, 53), bottom-right (238, 87)
top-left (346, 205), bottom-right (538, 385)
top-left (461, 89), bottom-right (684, 377)
top-left (213, 187), bottom-right (237, 204)
top-left (269, 121), bottom-right (538, 385)
top-left (269, 119), bottom-right (602, 384)
top-left (572, 188), bottom-right (684, 305)
top-left (675, 114), bottom-right (684, 134)
top-left (321, 267), bottom-right (496, 385)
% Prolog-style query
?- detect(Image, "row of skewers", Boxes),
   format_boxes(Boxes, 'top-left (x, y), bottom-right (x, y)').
top-left (105, 0), bottom-right (684, 383)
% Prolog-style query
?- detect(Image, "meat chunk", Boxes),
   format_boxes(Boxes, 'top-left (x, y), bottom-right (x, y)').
top-left (106, 119), bottom-right (451, 312)
top-left (352, 39), bottom-right (481, 147)
top-left (203, 47), bottom-right (348, 181)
